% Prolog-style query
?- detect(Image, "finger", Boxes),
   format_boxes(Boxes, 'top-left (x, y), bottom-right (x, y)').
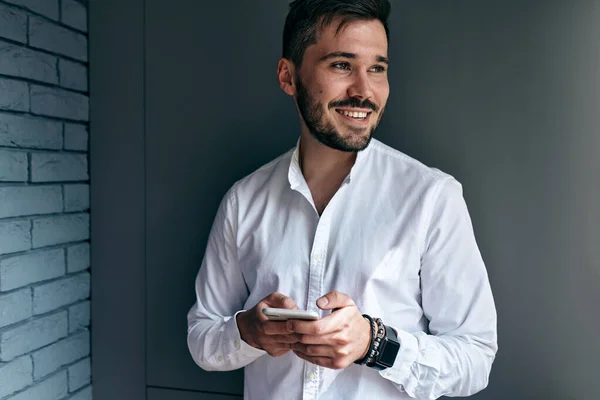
top-left (264, 343), bottom-right (293, 357)
top-left (292, 343), bottom-right (337, 358)
top-left (293, 351), bottom-right (337, 369)
top-left (264, 293), bottom-right (299, 310)
top-left (297, 332), bottom-right (339, 345)
top-left (269, 348), bottom-right (292, 357)
top-left (261, 320), bottom-right (294, 335)
top-left (278, 334), bottom-right (302, 344)
top-left (316, 291), bottom-right (355, 311)
top-left (287, 305), bottom-right (354, 335)
top-left (286, 316), bottom-right (341, 336)
top-left (260, 334), bottom-right (300, 345)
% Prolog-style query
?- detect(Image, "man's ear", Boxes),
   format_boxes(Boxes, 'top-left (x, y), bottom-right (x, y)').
top-left (277, 58), bottom-right (296, 96)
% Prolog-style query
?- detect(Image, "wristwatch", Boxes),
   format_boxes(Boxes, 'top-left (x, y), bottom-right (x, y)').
top-left (370, 325), bottom-right (400, 370)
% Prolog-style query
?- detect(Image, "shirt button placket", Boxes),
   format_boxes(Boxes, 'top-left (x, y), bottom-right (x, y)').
top-left (303, 216), bottom-right (330, 400)
top-left (303, 364), bottom-right (319, 400)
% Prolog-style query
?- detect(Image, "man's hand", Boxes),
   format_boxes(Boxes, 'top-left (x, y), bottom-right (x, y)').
top-left (288, 291), bottom-right (371, 369)
top-left (236, 292), bottom-right (301, 357)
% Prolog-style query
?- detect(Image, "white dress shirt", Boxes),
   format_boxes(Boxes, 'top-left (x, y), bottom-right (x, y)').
top-left (187, 138), bottom-right (498, 400)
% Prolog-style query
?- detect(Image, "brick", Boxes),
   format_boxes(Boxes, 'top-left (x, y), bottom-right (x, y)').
top-left (65, 184), bottom-right (89, 212)
top-left (29, 16), bottom-right (87, 61)
top-left (0, 4), bottom-right (27, 43)
top-left (10, 371), bottom-right (68, 400)
top-left (68, 357), bottom-right (90, 391)
top-left (59, 59), bottom-right (87, 92)
top-left (32, 330), bottom-right (89, 379)
top-left (0, 220), bottom-right (30, 255)
top-left (0, 311), bottom-right (67, 361)
top-left (32, 213), bottom-right (89, 247)
top-left (0, 248), bottom-right (65, 291)
top-left (68, 385), bottom-right (92, 400)
top-left (31, 153), bottom-right (88, 182)
top-left (61, 0), bottom-right (86, 32)
top-left (30, 85), bottom-right (89, 121)
top-left (67, 242), bottom-right (89, 273)
top-left (0, 356), bottom-right (33, 399)
top-left (4, 0), bottom-right (59, 20)
top-left (64, 123), bottom-right (88, 151)
top-left (68, 300), bottom-right (89, 333)
top-left (0, 288), bottom-right (31, 328)
top-left (0, 41), bottom-right (58, 84)
top-left (0, 77), bottom-right (28, 111)
top-left (0, 149), bottom-right (28, 181)
top-left (33, 272), bottom-right (89, 315)
top-left (0, 112), bottom-right (62, 149)
top-left (0, 185), bottom-right (62, 218)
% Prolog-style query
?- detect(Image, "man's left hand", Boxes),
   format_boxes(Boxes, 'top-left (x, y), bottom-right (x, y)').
top-left (288, 291), bottom-right (371, 370)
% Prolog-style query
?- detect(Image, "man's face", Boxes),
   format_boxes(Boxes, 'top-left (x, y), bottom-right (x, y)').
top-left (294, 18), bottom-right (390, 152)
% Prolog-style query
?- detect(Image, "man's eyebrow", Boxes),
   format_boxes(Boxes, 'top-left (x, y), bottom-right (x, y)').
top-left (319, 51), bottom-right (357, 61)
top-left (376, 55), bottom-right (389, 65)
top-left (319, 51), bottom-right (389, 65)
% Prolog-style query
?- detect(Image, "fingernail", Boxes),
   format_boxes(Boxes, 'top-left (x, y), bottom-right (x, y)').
top-left (286, 320), bottom-right (293, 332)
top-left (317, 297), bottom-right (328, 307)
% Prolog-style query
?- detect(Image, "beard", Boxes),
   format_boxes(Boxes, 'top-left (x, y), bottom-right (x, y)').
top-left (294, 73), bottom-right (383, 153)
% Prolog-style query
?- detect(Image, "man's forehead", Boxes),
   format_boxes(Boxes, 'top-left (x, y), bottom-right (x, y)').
top-left (311, 19), bottom-right (388, 60)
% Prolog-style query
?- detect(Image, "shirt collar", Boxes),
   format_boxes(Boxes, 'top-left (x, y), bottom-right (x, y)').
top-left (288, 138), bottom-right (373, 190)
top-left (288, 138), bottom-right (304, 190)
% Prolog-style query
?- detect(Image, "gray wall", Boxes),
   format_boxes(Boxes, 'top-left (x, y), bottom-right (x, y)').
top-left (91, 1), bottom-right (600, 399)
top-left (0, 0), bottom-right (91, 399)
top-left (388, 3), bottom-right (600, 399)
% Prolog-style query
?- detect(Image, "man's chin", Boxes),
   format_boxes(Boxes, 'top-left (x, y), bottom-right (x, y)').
top-left (347, 135), bottom-right (372, 152)
top-left (340, 128), bottom-right (374, 150)
top-left (318, 133), bottom-right (372, 153)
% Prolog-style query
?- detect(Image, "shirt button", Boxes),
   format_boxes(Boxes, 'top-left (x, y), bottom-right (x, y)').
top-left (314, 253), bottom-right (322, 262)
top-left (306, 372), bottom-right (315, 380)
top-left (217, 355), bottom-right (223, 362)
top-left (234, 340), bottom-right (240, 349)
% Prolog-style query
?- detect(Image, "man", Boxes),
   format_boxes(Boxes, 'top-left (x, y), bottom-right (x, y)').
top-left (187, 0), bottom-right (497, 399)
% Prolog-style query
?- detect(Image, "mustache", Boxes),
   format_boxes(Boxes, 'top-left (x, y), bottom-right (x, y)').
top-left (329, 98), bottom-right (378, 112)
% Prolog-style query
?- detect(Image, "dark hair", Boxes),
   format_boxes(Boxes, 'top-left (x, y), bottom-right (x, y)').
top-left (282, 0), bottom-right (391, 67)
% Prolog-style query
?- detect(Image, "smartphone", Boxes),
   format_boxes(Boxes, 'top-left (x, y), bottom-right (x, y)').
top-left (262, 308), bottom-right (320, 321)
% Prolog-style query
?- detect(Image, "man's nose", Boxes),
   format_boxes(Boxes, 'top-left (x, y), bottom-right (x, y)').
top-left (347, 70), bottom-right (374, 101)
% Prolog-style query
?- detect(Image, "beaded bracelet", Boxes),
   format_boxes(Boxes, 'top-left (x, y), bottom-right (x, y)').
top-left (366, 317), bottom-right (386, 366)
top-left (354, 314), bottom-right (376, 366)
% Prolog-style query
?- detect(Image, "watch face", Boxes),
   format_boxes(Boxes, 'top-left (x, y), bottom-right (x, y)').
top-left (379, 339), bottom-right (400, 367)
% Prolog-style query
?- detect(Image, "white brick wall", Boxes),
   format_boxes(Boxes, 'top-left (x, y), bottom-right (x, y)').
top-left (0, 0), bottom-right (91, 398)
top-left (0, 356), bottom-right (33, 398)
top-left (0, 42), bottom-right (58, 84)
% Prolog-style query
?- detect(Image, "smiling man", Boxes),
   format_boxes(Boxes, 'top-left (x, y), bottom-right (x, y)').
top-left (187, 1), bottom-right (497, 399)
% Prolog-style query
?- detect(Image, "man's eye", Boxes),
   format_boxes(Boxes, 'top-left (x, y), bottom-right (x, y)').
top-left (332, 62), bottom-right (350, 70)
top-left (370, 65), bottom-right (386, 73)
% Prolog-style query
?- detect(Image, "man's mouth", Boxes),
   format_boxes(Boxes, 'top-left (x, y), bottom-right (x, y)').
top-left (335, 109), bottom-right (372, 121)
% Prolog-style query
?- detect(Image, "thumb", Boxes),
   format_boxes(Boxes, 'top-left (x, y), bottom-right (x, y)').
top-left (265, 292), bottom-right (299, 310)
top-left (316, 291), bottom-right (354, 310)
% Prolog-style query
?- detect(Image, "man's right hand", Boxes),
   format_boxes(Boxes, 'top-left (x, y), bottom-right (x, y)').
top-left (236, 292), bottom-right (301, 357)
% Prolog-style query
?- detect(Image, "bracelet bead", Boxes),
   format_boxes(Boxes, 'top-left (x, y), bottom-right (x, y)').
top-left (354, 314), bottom-right (376, 366)
top-left (366, 317), bottom-right (386, 366)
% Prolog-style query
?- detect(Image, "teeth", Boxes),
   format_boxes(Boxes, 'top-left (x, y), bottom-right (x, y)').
top-left (340, 110), bottom-right (368, 119)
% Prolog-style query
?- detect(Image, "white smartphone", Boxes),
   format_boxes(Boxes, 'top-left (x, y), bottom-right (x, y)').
top-left (262, 308), bottom-right (320, 321)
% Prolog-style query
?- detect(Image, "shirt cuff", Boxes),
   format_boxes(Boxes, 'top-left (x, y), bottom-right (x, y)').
top-left (378, 327), bottom-right (419, 393)
top-left (222, 310), bottom-right (267, 361)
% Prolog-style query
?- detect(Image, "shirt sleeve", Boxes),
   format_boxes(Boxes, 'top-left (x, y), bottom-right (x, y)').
top-left (379, 177), bottom-right (498, 399)
top-left (187, 188), bottom-right (266, 371)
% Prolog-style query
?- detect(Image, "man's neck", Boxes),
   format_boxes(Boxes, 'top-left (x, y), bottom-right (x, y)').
top-left (298, 131), bottom-right (357, 184)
